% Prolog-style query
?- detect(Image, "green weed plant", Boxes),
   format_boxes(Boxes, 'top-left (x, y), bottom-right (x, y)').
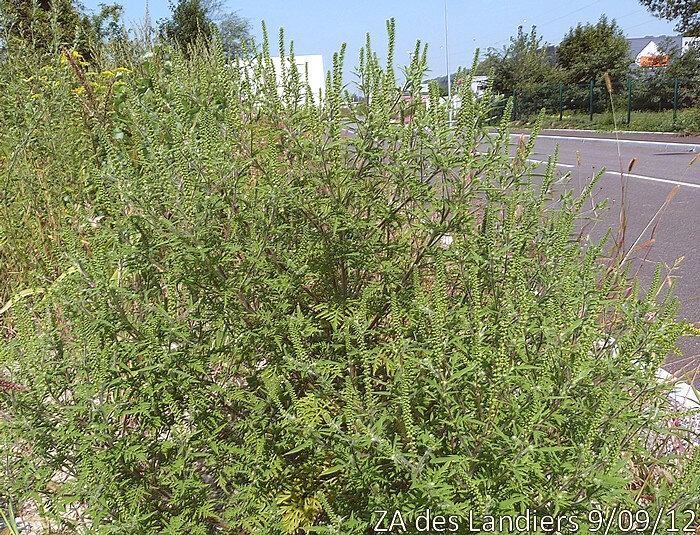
top-left (0, 22), bottom-right (699, 534)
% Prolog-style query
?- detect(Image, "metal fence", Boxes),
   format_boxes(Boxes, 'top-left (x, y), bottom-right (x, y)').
top-left (507, 78), bottom-right (700, 124)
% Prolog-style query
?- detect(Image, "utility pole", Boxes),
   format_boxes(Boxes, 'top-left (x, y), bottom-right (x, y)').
top-left (444, 0), bottom-right (452, 126)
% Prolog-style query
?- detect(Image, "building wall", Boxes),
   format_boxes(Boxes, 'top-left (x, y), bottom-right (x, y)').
top-left (630, 35), bottom-right (698, 67)
top-left (636, 41), bottom-right (665, 66)
top-left (682, 37), bottom-right (700, 53)
top-left (270, 55), bottom-right (325, 101)
top-left (236, 54), bottom-right (325, 103)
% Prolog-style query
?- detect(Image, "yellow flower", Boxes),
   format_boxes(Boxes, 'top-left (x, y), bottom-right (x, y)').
top-left (101, 70), bottom-right (115, 77)
top-left (30, 94), bottom-right (40, 99)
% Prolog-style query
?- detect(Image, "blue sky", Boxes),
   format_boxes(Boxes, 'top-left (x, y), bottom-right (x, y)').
top-left (81, 0), bottom-right (678, 80)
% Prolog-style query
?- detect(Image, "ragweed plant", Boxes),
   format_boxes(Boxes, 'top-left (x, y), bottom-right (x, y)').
top-left (0, 21), bottom-right (698, 534)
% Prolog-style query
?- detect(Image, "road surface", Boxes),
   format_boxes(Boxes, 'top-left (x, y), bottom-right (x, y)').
top-left (503, 130), bottom-right (700, 379)
top-left (345, 123), bottom-right (700, 379)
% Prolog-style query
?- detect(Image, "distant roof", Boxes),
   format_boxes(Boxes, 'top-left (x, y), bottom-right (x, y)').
top-left (626, 35), bottom-right (682, 58)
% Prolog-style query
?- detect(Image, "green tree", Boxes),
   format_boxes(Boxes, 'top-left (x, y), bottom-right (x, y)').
top-left (649, 38), bottom-right (700, 107)
top-left (557, 16), bottom-right (630, 83)
top-left (477, 26), bottom-right (559, 94)
top-left (660, 38), bottom-right (700, 80)
top-left (218, 11), bottom-right (249, 57)
top-left (159, 0), bottom-right (250, 56)
top-left (159, 0), bottom-right (212, 52)
top-left (0, 0), bottom-right (122, 57)
top-left (89, 2), bottom-right (123, 44)
top-left (639, 0), bottom-right (699, 36)
top-left (0, 0), bottom-right (117, 57)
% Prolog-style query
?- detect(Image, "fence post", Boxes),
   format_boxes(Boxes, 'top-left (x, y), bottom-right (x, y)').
top-left (589, 80), bottom-right (594, 122)
top-left (627, 78), bottom-right (632, 125)
top-left (673, 78), bottom-right (679, 123)
top-left (559, 83), bottom-right (563, 121)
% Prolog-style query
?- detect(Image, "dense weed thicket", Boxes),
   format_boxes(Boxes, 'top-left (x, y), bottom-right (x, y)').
top-left (1, 22), bottom-right (699, 534)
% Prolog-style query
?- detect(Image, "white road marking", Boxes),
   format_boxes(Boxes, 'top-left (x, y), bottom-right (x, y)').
top-left (477, 151), bottom-right (699, 189)
top-left (539, 128), bottom-right (681, 136)
top-left (509, 132), bottom-right (700, 152)
top-left (477, 151), bottom-right (576, 169)
top-left (528, 158), bottom-right (574, 168)
top-left (603, 170), bottom-right (700, 189)
top-left (656, 368), bottom-right (700, 409)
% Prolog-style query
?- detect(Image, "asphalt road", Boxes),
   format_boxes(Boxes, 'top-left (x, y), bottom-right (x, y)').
top-left (346, 123), bottom-right (700, 378)
top-left (503, 130), bottom-right (700, 379)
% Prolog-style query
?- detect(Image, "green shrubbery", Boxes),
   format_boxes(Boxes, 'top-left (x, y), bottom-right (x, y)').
top-left (1, 23), bottom-right (699, 534)
top-left (507, 80), bottom-right (700, 133)
top-left (676, 107), bottom-right (700, 134)
top-left (513, 109), bottom-right (700, 134)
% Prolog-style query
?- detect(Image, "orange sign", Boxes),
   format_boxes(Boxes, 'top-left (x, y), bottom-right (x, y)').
top-left (639, 55), bottom-right (669, 67)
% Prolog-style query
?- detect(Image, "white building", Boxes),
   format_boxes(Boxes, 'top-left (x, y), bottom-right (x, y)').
top-left (270, 54), bottom-right (325, 101)
top-left (627, 35), bottom-right (699, 67)
top-left (470, 75), bottom-right (489, 97)
top-left (236, 54), bottom-right (325, 103)
top-left (682, 37), bottom-right (700, 54)
top-left (419, 74), bottom-right (490, 103)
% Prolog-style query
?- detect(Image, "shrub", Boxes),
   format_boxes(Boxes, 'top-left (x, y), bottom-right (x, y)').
top-left (677, 107), bottom-right (700, 134)
top-left (1, 23), bottom-right (699, 533)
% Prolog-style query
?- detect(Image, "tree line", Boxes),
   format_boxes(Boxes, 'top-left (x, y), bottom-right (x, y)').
top-left (0, 0), bottom-right (251, 59)
top-left (471, 16), bottom-right (700, 97)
